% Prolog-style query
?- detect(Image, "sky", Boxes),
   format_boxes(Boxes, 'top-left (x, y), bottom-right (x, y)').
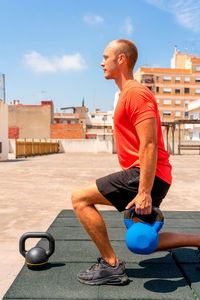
top-left (1, 0), bottom-right (200, 112)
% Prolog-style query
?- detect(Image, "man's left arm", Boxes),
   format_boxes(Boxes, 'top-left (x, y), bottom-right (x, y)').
top-left (125, 117), bottom-right (157, 215)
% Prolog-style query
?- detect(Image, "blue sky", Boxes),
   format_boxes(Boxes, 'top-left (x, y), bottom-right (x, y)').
top-left (1, 0), bottom-right (200, 112)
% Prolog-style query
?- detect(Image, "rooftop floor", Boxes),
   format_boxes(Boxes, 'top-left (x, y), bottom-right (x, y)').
top-left (0, 153), bottom-right (200, 299)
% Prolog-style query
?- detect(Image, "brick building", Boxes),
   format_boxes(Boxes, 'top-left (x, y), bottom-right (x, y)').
top-left (134, 48), bottom-right (200, 122)
top-left (52, 106), bottom-right (88, 139)
top-left (51, 123), bottom-right (85, 139)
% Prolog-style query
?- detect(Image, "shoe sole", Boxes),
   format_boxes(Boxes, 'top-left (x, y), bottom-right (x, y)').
top-left (77, 273), bottom-right (129, 286)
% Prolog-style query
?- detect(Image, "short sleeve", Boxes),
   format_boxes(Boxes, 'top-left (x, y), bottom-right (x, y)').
top-left (125, 87), bottom-right (156, 126)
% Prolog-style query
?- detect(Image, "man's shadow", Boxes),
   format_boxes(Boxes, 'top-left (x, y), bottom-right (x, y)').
top-left (126, 248), bottom-right (200, 293)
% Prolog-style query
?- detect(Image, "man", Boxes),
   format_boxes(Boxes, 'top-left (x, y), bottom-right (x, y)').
top-left (71, 39), bottom-right (200, 285)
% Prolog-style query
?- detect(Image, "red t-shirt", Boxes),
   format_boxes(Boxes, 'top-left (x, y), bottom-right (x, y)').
top-left (114, 80), bottom-right (172, 185)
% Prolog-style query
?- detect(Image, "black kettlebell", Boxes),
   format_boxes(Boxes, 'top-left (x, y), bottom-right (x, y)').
top-left (19, 232), bottom-right (55, 269)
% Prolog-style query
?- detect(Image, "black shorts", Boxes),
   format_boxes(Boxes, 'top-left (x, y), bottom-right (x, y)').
top-left (96, 167), bottom-right (170, 212)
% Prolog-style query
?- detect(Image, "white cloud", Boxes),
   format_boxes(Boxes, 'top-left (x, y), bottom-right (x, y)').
top-left (83, 13), bottom-right (104, 24)
top-left (120, 17), bottom-right (133, 35)
top-left (146, 0), bottom-right (200, 33)
top-left (24, 51), bottom-right (87, 73)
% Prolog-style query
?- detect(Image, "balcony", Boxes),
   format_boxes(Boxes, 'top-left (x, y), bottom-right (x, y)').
top-left (141, 76), bottom-right (154, 84)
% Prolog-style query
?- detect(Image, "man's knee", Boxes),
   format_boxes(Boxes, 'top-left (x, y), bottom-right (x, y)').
top-left (71, 190), bottom-right (83, 211)
top-left (71, 187), bottom-right (91, 212)
top-left (71, 181), bottom-right (110, 211)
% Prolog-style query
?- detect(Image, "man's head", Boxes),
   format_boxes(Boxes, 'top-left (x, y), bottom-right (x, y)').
top-left (101, 39), bottom-right (138, 80)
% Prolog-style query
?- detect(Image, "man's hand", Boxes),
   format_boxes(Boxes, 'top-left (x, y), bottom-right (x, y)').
top-left (125, 192), bottom-right (152, 215)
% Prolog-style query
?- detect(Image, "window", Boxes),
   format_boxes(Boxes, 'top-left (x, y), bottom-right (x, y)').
top-left (195, 88), bottom-right (200, 94)
top-left (163, 87), bottom-right (171, 93)
top-left (175, 76), bottom-right (181, 81)
top-left (156, 86), bottom-right (159, 92)
top-left (196, 65), bottom-right (200, 71)
top-left (163, 99), bottom-right (171, 105)
top-left (175, 88), bottom-right (180, 94)
top-left (156, 99), bottom-right (159, 104)
top-left (184, 112), bottom-right (189, 117)
top-left (143, 76), bottom-right (154, 83)
top-left (148, 86), bottom-right (154, 92)
top-left (163, 110), bottom-right (171, 116)
top-left (156, 75), bottom-right (159, 81)
top-left (195, 77), bottom-right (200, 82)
top-left (163, 75), bottom-right (171, 81)
top-left (184, 99), bottom-right (189, 105)
top-left (91, 114), bottom-right (95, 118)
top-left (184, 87), bottom-right (190, 94)
top-left (175, 111), bottom-right (181, 117)
top-left (175, 99), bottom-right (181, 105)
top-left (184, 76), bottom-right (190, 82)
top-left (190, 115), bottom-right (194, 120)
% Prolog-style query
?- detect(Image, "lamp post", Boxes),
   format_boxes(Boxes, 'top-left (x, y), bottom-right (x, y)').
top-left (103, 114), bottom-right (106, 140)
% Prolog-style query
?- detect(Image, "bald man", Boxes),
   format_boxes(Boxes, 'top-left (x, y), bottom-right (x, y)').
top-left (71, 39), bottom-right (200, 286)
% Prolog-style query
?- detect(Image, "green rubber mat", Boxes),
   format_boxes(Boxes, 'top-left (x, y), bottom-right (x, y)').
top-left (3, 210), bottom-right (200, 300)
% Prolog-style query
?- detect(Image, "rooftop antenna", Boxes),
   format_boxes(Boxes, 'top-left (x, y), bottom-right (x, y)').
top-left (174, 45), bottom-right (178, 54)
top-left (82, 97), bottom-right (85, 107)
top-left (0, 74), bottom-right (6, 102)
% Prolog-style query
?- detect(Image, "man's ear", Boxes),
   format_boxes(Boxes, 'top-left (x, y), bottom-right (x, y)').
top-left (118, 53), bottom-right (127, 65)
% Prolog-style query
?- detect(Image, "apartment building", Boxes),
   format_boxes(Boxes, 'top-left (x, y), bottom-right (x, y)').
top-left (134, 48), bottom-right (200, 121)
top-left (54, 106), bottom-right (88, 124)
top-left (53, 106), bottom-right (113, 139)
top-left (85, 109), bottom-right (113, 139)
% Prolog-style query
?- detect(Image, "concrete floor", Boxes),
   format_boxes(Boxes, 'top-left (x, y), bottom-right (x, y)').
top-left (0, 153), bottom-right (200, 299)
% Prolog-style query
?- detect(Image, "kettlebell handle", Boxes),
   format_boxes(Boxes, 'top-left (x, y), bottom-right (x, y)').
top-left (19, 232), bottom-right (55, 258)
top-left (124, 206), bottom-right (164, 223)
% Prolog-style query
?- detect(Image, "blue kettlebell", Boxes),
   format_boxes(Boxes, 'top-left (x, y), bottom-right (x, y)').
top-left (124, 206), bottom-right (164, 254)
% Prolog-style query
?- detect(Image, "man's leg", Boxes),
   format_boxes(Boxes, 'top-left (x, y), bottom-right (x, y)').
top-left (71, 181), bottom-right (129, 286)
top-left (71, 181), bottom-right (118, 266)
top-left (156, 232), bottom-right (200, 251)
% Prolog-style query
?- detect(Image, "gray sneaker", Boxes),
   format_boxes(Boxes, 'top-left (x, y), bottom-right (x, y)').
top-left (77, 257), bottom-right (129, 285)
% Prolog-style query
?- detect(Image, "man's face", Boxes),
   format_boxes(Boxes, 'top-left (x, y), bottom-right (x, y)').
top-left (101, 43), bottom-right (119, 80)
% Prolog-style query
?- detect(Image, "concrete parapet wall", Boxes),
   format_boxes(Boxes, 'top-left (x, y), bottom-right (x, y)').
top-left (59, 139), bottom-right (97, 153)
top-left (59, 134), bottom-right (113, 153)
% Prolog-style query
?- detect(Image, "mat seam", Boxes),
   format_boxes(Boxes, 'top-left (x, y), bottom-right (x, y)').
top-left (170, 250), bottom-right (199, 300)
